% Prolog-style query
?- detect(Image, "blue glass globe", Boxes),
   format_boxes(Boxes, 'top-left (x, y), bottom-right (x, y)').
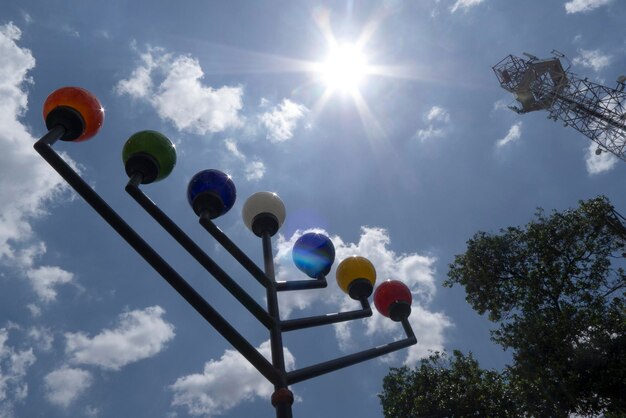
top-left (187, 169), bottom-right (236, 218)
top-left (292, 233), bottom-right (335, 278)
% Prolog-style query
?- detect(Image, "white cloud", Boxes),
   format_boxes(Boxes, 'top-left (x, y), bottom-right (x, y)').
top-left (496, 121), bottom-right (522, 147)
top-left (0, 22), bottom-right (76, 301)
top-left (450, 0), bottom-right (485, 13)
top-left (85, 405), bottom-right (100, 418)
top-left (26, 304), bottom-right (41, 317)
top-left (60, 24), bottom-right (79, 38)
top-left (224, 138), bottom-right (245, 160)
top-left (585, 142), bottom-right (618, 175)
top-left (492, 99), bottom-right (509, 112)
top-left (170, 340), bottom-right (295, 417)
top-left (65, 306), bottom-right (175, 370)
top-left (20, 12), bottom-right (33, 24)
top-left (224, 138), bottom-right (266, 181)
top-left (426, 106), bottom-right (450, 123)
top-left (274, 227), bottom-right (450, 365)
top-left (84, 405), bottom-right (100, 417)
top-left (416, 105), bottom-right (451, 141)
top-left (27, 327), bottom-right (54, 351)
top-left (44, 367), bottom-right (92, 407)
top-left (116, 47), bottom-right (244, 135)
top-left (244, 161), bottom-right (266, 181)
top-left (564, 0), bottom-right (612, 13)
top-left (0, 327), bottom-right (37, 416)
top-left (115, 47), bottom-right (164, 99)
top-left (572, 49), bottom-right (611, 72)
top-left (259, 99), bottom-right (308, 142)
top-left (25, 266), bottom-right (74, 302)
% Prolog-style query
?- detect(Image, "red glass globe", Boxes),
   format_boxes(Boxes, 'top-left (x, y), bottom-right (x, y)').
top-left (374, 280), bottom-right (412, 319)
top-left (43, 87), bottom-right (104, 142)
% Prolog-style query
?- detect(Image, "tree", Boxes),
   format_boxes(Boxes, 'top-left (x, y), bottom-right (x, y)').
top-left (380, 351), bottom-right (525, 418)
top-left (445, 196), bottom-right (625, 416)
top-left (380, 197), bottom-right (625, 417)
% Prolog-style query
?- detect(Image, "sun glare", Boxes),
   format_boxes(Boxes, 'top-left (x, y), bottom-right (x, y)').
top-left (320, 43), bottom-right (369, 93)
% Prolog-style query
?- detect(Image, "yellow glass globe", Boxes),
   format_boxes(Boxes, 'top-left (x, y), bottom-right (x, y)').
top-left (335, 256), bottom-right (376, 295)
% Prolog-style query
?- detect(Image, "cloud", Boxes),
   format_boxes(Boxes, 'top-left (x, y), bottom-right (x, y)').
top-left (0, 327), bottom-right (37, 416)
top-left (116, 46), bottom-right (244, 135)
top-left (20, 11), bottom-right (33, 24)
top-left (27, 327), bottom-right (54, 351)
top-left (564, 0), bottom-right (612, 13)
top-left (44, 367), bottom-right (93, 408)
top-left (25, 266), bottom-right (74, 302)
top-left (492, 99), bottom-right (509, 112)
top-left (572, 49), bottom-right (611, 72)
top-left (65, 306), bottom-right (175, 370)
top-left (416, 105), bottom-right (451, 141)
top-left (426, 106), bottom-right (451, 124)
top-left (244, 161), bottom-right (266, 181)
top-left (259, 98), bottom-right (308, 142)
top-left (60, 24), bottom-right (79, 38)
top-left (0, 22), bottom-right (76, 301)
top-left (274, 227), bottom-right (451, 365)
top-left (224, 138), bottom-right (266, 181)
top-left (224, 138), bottom-right (245, 160)
top-left (170, 340), bottom-right (295, 417)
top-left (585, 142), bottom-right (618, 175)
top-left (496, 121), bottom-right (522, 147)
top-left (450, 0), bottom-right (486, 13)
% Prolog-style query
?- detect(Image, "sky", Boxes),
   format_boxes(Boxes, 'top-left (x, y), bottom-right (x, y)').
top-left (0, 0), bottom-right (625, 417)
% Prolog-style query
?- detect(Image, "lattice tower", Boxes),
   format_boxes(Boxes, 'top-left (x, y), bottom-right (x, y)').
top-left (493, 52), bottom-right (626, 160)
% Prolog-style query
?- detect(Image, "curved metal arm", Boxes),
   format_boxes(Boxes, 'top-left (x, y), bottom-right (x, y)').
top-left (276, 275), bottom-right (328, 292)
top-left (285, 317), bottom-right (416, 385)
top-left (125, 175), bottom-right (274, 329)
top-left (199, 213), bottom-right (272, 288)
top-left (281, 297), bottom-right (372, 332)
top-left (33, 134), bottom-right (280, 385)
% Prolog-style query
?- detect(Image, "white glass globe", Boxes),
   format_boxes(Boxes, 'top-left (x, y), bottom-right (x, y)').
top-left (242, 192), bottom-right (286, 234)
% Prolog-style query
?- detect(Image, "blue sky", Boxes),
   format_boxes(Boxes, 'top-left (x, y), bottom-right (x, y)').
top-left (1, 0), bottom-right (625, 417)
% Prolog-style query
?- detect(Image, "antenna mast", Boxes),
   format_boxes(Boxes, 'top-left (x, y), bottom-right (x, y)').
top-left (493, 52), bottom-right (626, 160)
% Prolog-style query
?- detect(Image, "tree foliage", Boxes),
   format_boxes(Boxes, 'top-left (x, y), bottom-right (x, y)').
top-left (381, 197), bottom-right (625, 417)
top-left (380, 351), bottom-right (524, 418)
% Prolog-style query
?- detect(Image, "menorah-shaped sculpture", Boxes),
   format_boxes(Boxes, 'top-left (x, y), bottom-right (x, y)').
top-left (34, 87), bottom-right (417, 418)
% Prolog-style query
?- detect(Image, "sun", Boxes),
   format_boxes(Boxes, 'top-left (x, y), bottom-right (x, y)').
top-left (319, 43), bottom-right (369, 94)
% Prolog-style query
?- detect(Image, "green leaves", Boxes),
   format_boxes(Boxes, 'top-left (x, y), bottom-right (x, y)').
top-left (381, 197), bottom-right (624, 417)
top-left (380, 351), bottom-right (524, 418)
top-left (443, 196), bottom-right (626, 415)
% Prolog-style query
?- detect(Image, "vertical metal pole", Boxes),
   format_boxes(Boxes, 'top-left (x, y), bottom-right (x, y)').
top-left (262, 232), bottom-right (293, 418)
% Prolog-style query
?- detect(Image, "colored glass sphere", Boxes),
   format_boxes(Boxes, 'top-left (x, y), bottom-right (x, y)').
top-left (187, 169), bottom-right (236, 217)
top-left (242, 192), bottom-right (286, 235)
top-left (122, 130), bottom-right (176, 183)
top-left (43, 87), bottom-right (104, 142)
top-left (292, 233), bottom-right (335, 278)
top-left (374, 280), bottom-right (412, 319)
top-left (335, 256), bottom-right (376, 295)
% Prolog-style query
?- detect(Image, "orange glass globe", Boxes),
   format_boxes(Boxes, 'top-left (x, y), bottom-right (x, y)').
top-left (43, 87), bottom-right (104, 142)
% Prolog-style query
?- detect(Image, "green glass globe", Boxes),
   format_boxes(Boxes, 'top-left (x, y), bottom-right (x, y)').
top-left (122, 130), bottom-right (176, 183)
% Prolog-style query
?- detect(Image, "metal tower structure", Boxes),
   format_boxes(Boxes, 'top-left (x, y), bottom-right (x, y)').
top-left (493, 51), bottom-right (626, 160)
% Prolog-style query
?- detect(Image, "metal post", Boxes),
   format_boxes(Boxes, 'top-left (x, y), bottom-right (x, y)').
top-left (262, 232), bottom-right (293, 418)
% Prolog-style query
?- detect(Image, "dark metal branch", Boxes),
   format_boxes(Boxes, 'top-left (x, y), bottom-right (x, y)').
top-left (199, 214), bottom-right (271, 288)
top-left (281, 298), bottom-right (372, 332)
top-left (33, 138), bottom-right (279, 385)
top-left (125, 180), bottom-right (274, 329)
top-left (286, 317), bottom-right (417, 385)
top-left (261, 231), bottom-right (292, 418)
top-left (276, 276), bottom-right (328, 292)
